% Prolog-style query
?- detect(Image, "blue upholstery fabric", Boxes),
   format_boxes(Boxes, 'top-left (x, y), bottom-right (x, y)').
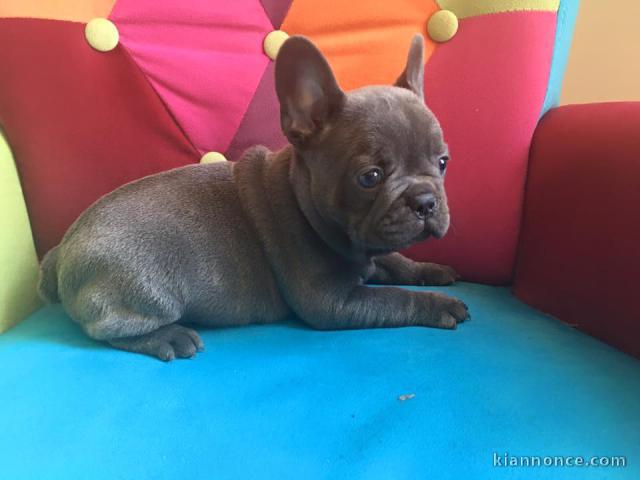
top-left (1, 283), bottom-right (638, 479)
top-left (541, 0), bottom-right (580, 115)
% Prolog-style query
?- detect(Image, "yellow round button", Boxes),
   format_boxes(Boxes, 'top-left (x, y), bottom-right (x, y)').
top-left (85, 18), bottom-right (119, 52)
top-left (200, 152), bottom-right (227, 164)
top-left (427, 10), bottom-right (458, 43)
top-left (263, 30), bottom-right (289, 60)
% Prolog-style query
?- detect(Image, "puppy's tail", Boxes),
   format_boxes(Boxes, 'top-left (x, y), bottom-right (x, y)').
top-left (38, 246), bottom-right (60, 303)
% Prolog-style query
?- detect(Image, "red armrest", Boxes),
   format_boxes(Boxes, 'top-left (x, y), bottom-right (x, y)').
top-left (514, 102), bottom-right (640, 358)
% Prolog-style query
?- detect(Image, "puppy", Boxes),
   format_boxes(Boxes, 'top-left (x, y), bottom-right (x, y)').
top-left (38, 34), bottom-right (469, 361)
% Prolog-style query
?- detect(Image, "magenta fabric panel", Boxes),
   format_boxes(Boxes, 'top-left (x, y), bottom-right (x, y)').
top-left (225, 63), bottom-right (287, 161)
top-left (260, 0), bottom-right (293, 28)
top-left (110, 0), bottom-right (273, 154)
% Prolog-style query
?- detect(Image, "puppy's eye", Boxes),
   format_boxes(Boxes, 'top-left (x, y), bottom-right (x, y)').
top-left (357, 167), bottom-right (384, 188)
top-left (438, 155), bottom-right (449, 174)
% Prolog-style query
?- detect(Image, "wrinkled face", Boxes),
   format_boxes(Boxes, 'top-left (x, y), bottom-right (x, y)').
top-left (302, 86), bottom-right (450, 254)
top-left (275, 34), bottom-right (452, 255)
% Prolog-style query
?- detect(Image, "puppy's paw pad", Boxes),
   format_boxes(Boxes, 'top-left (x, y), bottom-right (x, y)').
top-left (449, 299), bottom-right (469, 323)
top-left (438, 312), bottom-right (458, 329)
top-left (164, 325), bottom-right (204, 359)
top-left (434, 296), bottom-right (469, 328)
top-left (185, 327), bottom-right (205, 352)
top-left (157, 344), bottom-right (176, 362)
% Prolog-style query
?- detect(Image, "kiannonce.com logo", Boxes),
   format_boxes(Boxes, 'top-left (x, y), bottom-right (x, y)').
top-left (493, 452), bottom-right (627, 468)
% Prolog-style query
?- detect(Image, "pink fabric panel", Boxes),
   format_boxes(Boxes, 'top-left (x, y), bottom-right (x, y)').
top-left (404, 12), bottom-right (557, 284)
top-left (110, 0), bottom-right (272, 154)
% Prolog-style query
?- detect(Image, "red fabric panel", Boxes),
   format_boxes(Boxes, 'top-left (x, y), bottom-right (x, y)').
top-left (514, 103), bottom-right (640, 358)
top-left (403, 12), bottom-right (557, 285)
top-left (0, 19), bottom-right (199, 257)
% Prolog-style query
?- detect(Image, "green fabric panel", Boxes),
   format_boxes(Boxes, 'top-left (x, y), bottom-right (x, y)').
top-left (0, 130), bottom-right (40, 332)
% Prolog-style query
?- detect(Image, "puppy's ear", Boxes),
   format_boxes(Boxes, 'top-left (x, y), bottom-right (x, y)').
top-left (394, 34), bottom-right (425, 102)
top-left (275, 36), bottom-right (345, 147)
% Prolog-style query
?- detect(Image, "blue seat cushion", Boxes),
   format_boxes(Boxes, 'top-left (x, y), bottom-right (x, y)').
top-left (1, 283), bottom-right (638, 479)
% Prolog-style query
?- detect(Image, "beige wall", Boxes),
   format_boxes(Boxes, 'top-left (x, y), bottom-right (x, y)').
top-left (561, 0), bottom-right (640, 104)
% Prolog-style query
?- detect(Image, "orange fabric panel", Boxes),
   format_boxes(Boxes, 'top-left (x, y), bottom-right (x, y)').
top-left (281, 0), bottom-right (438, 91)
top-left (0, 0), bottom-right (115, 22)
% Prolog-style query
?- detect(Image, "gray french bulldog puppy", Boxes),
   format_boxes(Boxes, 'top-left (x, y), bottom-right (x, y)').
top-left (38, 34), bottom-right (469, 361)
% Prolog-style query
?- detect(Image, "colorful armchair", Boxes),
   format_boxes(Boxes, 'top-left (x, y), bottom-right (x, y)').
top-left (1, 1), bottom-right (638, 478)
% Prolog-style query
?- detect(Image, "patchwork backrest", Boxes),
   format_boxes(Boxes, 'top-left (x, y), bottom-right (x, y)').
top-left (0, 0), bottom-right (579, 330)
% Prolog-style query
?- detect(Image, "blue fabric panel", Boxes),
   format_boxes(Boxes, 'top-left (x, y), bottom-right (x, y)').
top-left (541, 0), bottom-right (580, 115)
top-left (1, 283), bottom-right (638, 479)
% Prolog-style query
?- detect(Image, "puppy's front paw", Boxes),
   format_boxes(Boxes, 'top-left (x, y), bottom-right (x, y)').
top-left (418, 263), bottom-right (459, 286)
top-left (426, 293), bottom-right (470, 329)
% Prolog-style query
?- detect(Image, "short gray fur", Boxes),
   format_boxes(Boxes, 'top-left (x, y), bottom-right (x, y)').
top-left (38, 34), bottom-right (469, 361)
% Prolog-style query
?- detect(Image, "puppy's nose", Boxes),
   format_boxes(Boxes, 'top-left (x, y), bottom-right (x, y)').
top-left (411, 193), bottom-right (437, 218)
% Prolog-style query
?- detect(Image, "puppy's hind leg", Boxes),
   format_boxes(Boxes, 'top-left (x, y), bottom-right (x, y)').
top-left (69, 284), bottom-right (203, 361)
top-left (109, 324), bottom-right (204, 361)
